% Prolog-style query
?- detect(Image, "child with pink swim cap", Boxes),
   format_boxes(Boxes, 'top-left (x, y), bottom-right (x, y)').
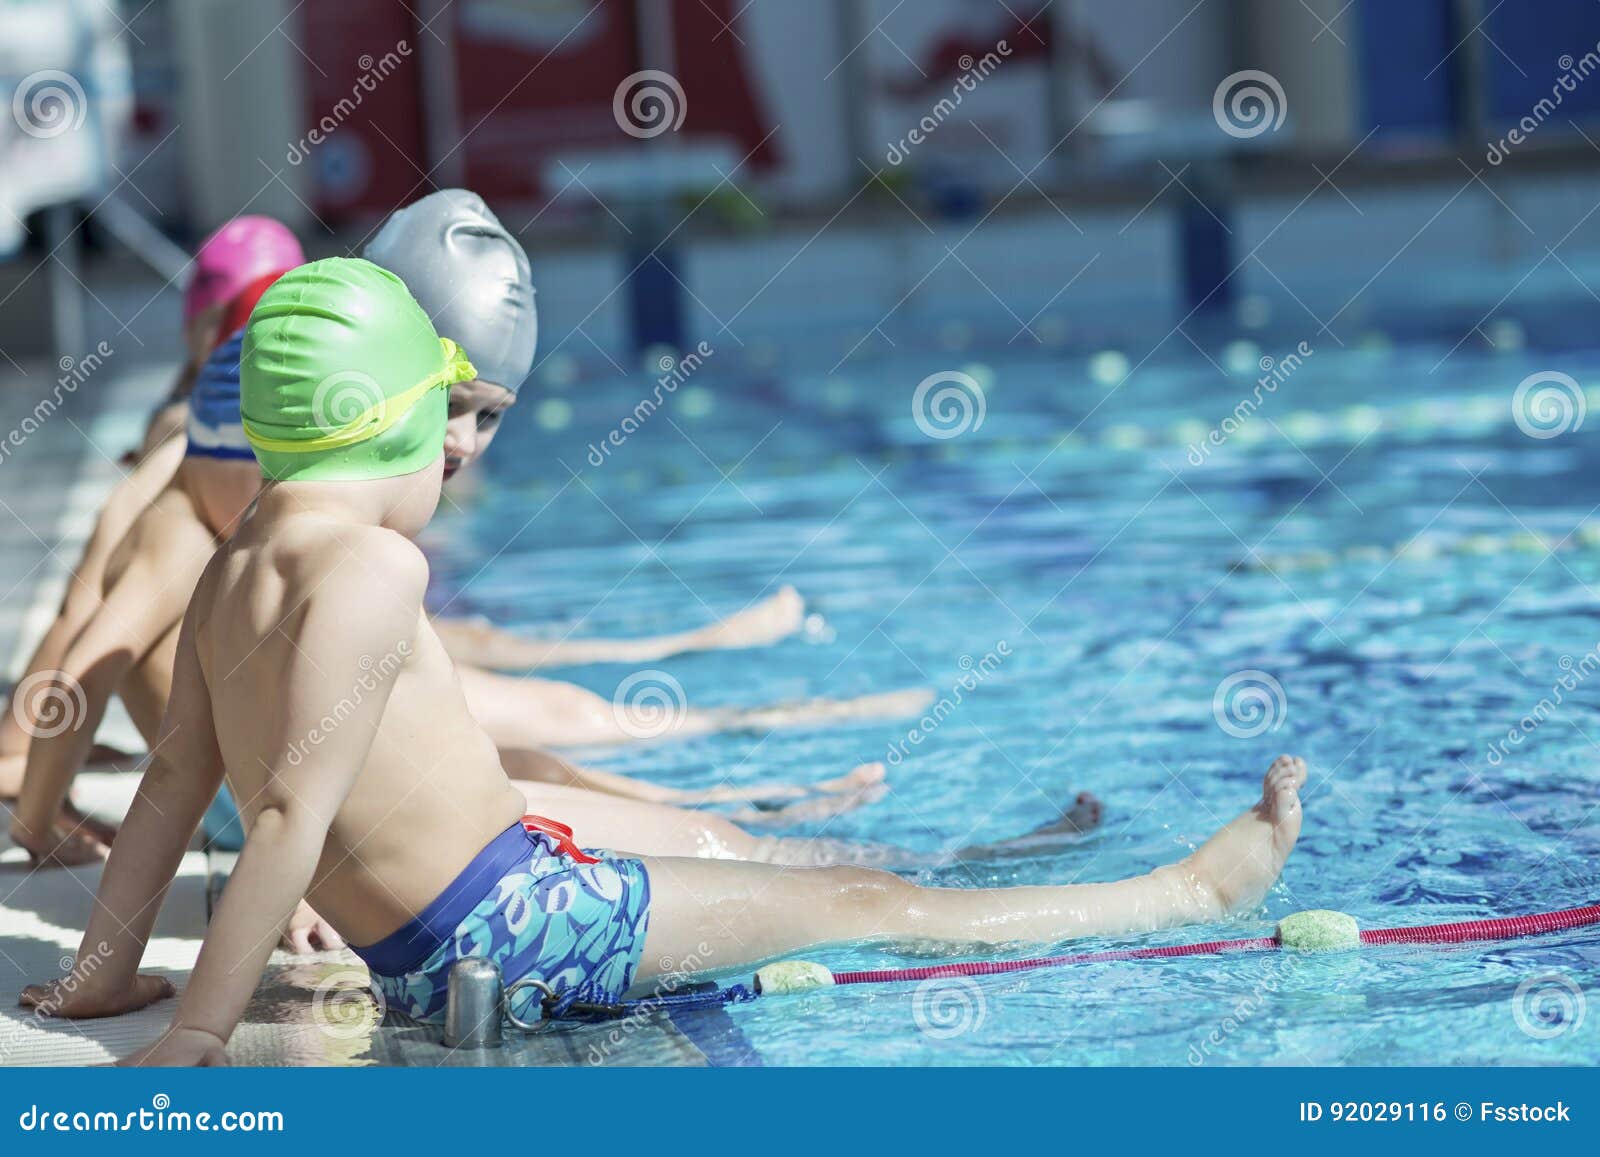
top-left (137, 217), bottom-right (308, 457)
top-left (183, 215), bottom-right (306, 324)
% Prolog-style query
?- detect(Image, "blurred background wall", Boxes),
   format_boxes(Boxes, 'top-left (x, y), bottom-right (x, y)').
top-left (7, 0), bottom-right (1600, 370)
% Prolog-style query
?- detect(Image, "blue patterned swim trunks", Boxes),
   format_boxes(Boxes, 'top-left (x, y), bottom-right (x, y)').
top-left (351, 816), bottom-right (651, 1023)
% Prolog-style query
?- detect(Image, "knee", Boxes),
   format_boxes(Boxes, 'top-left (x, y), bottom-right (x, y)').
top-left (61, 640), bottom-right (134, 700)
top-left (694, 815), bottom-right (756, 859)
top-left (820, 867), bottom-right (915, 927)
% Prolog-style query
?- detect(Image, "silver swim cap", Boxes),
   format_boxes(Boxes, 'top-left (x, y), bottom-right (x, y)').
top-left (364, 189), bottom-right (537, 395)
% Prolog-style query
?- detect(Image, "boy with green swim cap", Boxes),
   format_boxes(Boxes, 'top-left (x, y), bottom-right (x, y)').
top-left (20, 257), bottom-right (1310, 1061)
top-left (240, 257), bottom-right (476, 482)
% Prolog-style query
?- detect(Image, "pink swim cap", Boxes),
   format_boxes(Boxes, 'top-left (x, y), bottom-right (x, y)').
top-left (183, 216), bottom-right (306, 322)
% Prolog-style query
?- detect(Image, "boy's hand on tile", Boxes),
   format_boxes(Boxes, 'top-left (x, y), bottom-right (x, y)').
top-left (118, 1025), bottom-right (229, 1067)
top-left (281, 900), bottom-right (345, 954)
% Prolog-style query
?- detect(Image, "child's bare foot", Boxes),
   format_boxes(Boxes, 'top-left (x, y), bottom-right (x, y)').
top-left (59, 800), bottom-right (119, 847)
top-left (953, 791), bottom-right (1104, 860)
top-left (1058, 791), bottom-right (1103, 834)
top-left (810, 762), bottom-right (887, 796)
top-left (735, 767), bottom-right (888, 825)
top-left (9, 815), bottom-right (112, 868)
top-left (694, 586), bottom-right (806, 651)
top-left (1181, 755), bottom-right (1306, 916)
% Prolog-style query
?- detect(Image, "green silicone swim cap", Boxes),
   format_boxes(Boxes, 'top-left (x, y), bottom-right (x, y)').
top-left (240, 257), bottom-right (475, 482)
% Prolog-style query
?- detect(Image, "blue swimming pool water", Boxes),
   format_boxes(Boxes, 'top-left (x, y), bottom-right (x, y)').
top-left (425, 313), bottom-right (1600, 1066)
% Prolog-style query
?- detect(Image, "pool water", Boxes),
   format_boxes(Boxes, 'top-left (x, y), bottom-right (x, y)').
top-left (424, 318), bottom-right (1600, 1066)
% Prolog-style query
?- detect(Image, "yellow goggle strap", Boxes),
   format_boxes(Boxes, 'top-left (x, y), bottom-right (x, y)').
top-left (244, 339), bottom-right (477, 455)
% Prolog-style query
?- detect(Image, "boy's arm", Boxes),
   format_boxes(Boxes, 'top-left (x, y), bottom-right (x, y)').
top-left (18, 598), bottom-right (226, 1020)
top-left (156, 536), bottom-right (426, 1059)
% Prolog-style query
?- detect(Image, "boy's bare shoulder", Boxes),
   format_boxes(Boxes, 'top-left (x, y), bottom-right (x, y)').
top-left (273, 518), bottom-right (430, 622)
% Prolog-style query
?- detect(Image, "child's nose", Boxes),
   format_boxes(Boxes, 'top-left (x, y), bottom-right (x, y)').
top-left (445, 419), bottom-right (477, 460)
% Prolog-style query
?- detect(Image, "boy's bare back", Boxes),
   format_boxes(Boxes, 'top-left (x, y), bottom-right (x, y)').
top-left (192, 501), bottom-right (526, 945)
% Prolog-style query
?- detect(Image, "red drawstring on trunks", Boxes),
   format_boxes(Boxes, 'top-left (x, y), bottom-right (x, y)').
top-left (522, 814), bottom-right (601, 864)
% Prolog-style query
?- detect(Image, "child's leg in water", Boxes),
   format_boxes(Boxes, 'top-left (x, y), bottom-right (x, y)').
top-left (630, 757), bottom-right (1306, 982)
top-left (512, 781), bottom-right (1105, 867)
top-left (499, 747), bottom-right (886, 808)
top-left (457, 664), bottom-right (935, 749)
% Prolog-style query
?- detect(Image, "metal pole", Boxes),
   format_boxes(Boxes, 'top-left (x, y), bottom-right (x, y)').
top-left (417, 0), bottom-right (465, 188)
top-left (44, 203), bottom-right (86, 361)
top-left (835, 0), bottom-right (872, 171)
top-left (1452, 0), bottom-right (1489, 149)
